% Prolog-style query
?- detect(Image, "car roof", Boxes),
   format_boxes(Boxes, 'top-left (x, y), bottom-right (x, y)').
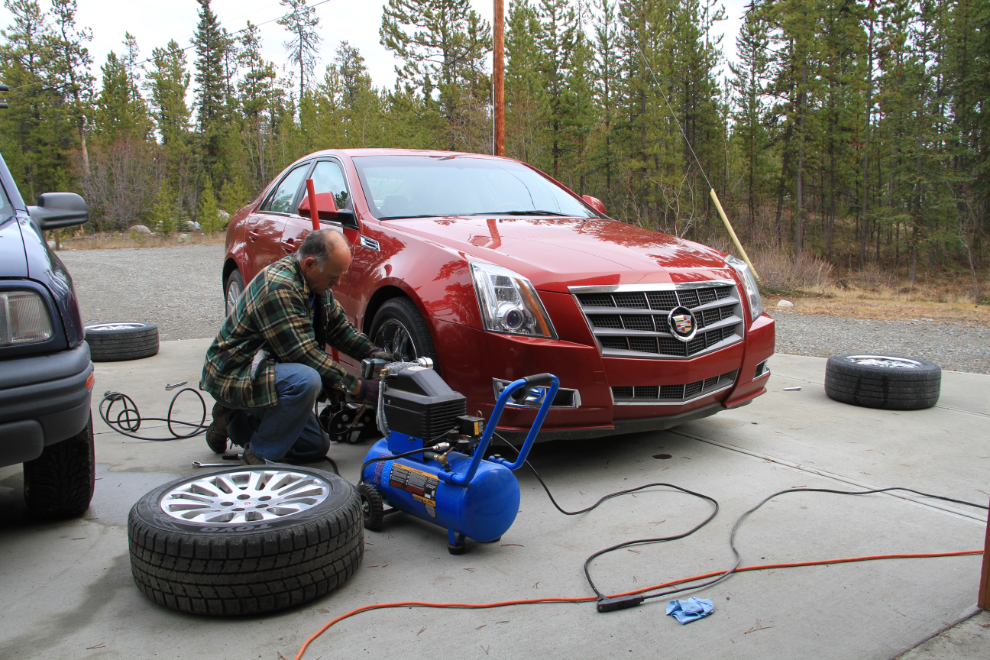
top-left (308, 148), bottom-right (511, 162)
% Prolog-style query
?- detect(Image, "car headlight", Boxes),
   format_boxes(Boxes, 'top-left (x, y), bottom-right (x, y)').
top-left (470, 262), bottom-right (557, 339)
top-left (0, 290), bottom-right (54, 347)
top-left (725, 255), bottom-right (763, 322)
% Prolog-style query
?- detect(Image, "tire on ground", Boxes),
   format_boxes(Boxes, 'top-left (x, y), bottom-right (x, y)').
top-left (85, 322), bottom-right (159, 362)
top-left (127, 466), bottom-right (363, 616)
top-left (370, 297), bottom-right (440, 373)
top-left (824, 353), bottom-right (941, 410)
top-left (23, 413), bottom-right (96, 519)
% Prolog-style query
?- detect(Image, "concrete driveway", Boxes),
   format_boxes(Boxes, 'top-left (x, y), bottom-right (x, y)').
top-left (1, 341), bottom-right (987, 660)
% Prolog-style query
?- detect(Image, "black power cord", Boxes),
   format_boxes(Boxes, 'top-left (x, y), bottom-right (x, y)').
top-left (492, 433), bottom-right (989, 611)
top-left (99, 389), bottom-right (207, 440)
top-left (492, 433), bottom-right (719, 609)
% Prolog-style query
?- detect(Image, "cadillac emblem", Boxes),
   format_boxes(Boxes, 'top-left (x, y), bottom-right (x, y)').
top-left (668, 306), bottom-right (698, 342)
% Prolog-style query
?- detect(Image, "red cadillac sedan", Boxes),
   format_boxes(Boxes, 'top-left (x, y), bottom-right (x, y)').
top-left (222, 149), bottom-right (774, 441)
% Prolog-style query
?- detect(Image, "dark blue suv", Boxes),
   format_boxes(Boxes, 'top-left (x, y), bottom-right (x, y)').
top-left (0, 147), bottom-right (96, 518)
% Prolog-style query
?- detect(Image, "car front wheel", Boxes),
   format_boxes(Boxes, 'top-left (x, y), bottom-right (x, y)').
top-left (370, 298), bottom-right (439, 373)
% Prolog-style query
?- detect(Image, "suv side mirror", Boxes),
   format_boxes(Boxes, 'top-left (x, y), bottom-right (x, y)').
top-left (582, 195), bottom-right (606, 216)
top-left (298, 192), bottom-right (357, 230)
top-left (29, 192), bottom-right (89, 230)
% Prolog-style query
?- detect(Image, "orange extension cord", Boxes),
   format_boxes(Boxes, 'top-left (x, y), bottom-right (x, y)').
top-left (294, 549), bottom-right (983, 659)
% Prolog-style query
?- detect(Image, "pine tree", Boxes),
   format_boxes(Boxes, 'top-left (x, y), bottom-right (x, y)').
top-left (198, 176), bottom-right (221, 234)
top-left (730, 0), bottom-right (772, 241)
top-left (380, 0), bottom-right (492, 149)
top-left (278, 0), bottom-right (322, 101)
top-left (151, 181), bottom-right (176, 236)
top-left (192, 0), bottom-right (230, 174)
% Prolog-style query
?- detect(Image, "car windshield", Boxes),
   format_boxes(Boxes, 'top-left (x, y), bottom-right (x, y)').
top-left (352, 155), bottom-right (597, 220)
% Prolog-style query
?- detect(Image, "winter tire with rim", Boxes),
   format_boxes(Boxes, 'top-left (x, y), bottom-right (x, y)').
top-left (824, 353), bottom-right (941, 410)
top-left (23, 413), bottom-right (96, 519)
top-left (225, 270), bottom-right (245, 317)
top-left (370, 298), bottom-right (439, 373)
top-left (128, 466), bottom-right (363, 616)
top-left (85, 322), bottom-right (159, 362)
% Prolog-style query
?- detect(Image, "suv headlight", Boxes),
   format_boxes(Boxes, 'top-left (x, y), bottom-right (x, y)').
top-left (725, 256), bottom-right (763, 322)
top-left (0, 291), bottom-right (54, 347)
top-left (470, 262), bottom-right (557, 339)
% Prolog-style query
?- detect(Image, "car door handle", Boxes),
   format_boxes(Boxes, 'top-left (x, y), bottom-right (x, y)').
top-left (282, 237), bottom-right (297, 253)
top-left (248, 230), bottom-right (259, 242)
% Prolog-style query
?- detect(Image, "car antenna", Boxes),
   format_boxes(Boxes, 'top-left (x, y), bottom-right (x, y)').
top-left (635, 47), bottom-right (759, 280)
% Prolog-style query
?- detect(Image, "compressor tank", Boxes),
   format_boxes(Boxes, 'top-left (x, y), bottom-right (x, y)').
top-left (363, 438), bottom-right (520, 543)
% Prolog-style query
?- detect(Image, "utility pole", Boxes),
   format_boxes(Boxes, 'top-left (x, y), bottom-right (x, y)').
top-left (494, 0), bottom-right (505, 156)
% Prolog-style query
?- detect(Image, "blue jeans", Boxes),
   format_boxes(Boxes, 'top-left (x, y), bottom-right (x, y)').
top-left (226, 363), bottom-right (330, 462)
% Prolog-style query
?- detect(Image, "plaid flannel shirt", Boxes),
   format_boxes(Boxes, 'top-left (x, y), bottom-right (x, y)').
top-left (200, 255), bottom-right (375, 408)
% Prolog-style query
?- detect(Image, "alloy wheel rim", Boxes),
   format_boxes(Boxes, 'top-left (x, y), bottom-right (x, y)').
top-left (86, 323), bottom-right (146, 332)
top-left (846, 355), bottom-right (923, 369)
top-left (226, 282), bottom-right (243, 316)
top-left (374, 319), bottom-right (418, 361)
top-left (159, 469), bottom-right (330, 524)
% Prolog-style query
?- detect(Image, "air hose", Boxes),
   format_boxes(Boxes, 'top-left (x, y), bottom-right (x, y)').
top-left (99, 388), bottom-right (208, 441)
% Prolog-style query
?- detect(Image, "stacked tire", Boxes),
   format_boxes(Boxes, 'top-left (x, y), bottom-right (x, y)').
top-left (824, 354), bottom-right (941, 410)
top-left (85, 322), bottom-right (160, 362)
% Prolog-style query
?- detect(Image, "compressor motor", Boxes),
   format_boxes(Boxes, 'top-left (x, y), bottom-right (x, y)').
top-left (358, 358), bottom-right (558, 554)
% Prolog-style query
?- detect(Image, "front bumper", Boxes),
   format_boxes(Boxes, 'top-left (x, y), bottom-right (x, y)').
top-left (0, 342), bottom-right (94, 467)
top-left (435, 311), bottom-right (775, 442)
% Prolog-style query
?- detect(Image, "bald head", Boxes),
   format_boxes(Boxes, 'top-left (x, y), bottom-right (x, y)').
top-left (297, 229), bottom-right (351, 294)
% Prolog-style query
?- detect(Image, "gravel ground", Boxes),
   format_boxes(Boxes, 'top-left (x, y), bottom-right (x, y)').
top-left (768, 309), bottom-right (990, 374)
top-left (58, 244), bottom-right (990, 374)
top-left (60, 244), bottom-right (227, 342)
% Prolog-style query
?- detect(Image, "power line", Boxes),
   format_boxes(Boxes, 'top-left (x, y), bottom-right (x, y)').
top-left (635, 45), bottom-right (714, 192)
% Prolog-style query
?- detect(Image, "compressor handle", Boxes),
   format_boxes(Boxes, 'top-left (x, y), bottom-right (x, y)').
top-left (524, 373), bottom-right (554, 387)
top-left (445, 374), bottom-right (559, 486)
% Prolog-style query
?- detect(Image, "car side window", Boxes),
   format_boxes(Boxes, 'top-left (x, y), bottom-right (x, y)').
top-left (0, 182), bottom-right (12, 221)
top-left (310, 161), bottom-right (351, 213)
top-left (261, 164), bottom-right (311, 214)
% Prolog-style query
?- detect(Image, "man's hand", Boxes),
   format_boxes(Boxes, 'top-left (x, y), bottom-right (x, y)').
top-left (351, 377), bottom-right (381, 405)
top-left (369, 347), bottom-right (394, 362)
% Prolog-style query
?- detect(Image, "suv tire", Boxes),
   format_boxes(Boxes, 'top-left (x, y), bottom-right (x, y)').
top-left (23, 413), bottom-right (96, 519)
top-left (85, 322), bottom-right (159, 362)
top-left (128, 466), bottom-right (363, 616)
top-left (824, 353), bottom-right (941, 410)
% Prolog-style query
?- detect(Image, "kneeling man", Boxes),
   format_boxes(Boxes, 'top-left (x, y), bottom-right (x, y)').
top-left (200, 229), bottom-right (388, 464)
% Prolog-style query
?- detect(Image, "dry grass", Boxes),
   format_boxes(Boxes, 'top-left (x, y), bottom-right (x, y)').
top-left (710, 240), bottom-right (988, 326)
top-left (767, 279), bottom-right (990, 327)
top-left (55, 231), bottom-right (226, 250)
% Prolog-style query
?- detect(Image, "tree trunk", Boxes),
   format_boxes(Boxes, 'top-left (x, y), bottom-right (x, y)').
top-left (859, 6), bottom-right (874, 269)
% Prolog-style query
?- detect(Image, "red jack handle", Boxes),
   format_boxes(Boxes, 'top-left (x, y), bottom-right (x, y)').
top-left (305, 178), bottom-right (320, 231)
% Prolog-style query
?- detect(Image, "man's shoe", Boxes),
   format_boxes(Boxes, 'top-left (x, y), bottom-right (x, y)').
top-left (206, 402), bottom-right (235, 454)
top-left (240, 447), bottom-right (267, 466)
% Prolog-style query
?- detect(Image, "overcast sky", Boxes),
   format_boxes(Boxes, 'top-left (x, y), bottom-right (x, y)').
top-left (1, 0), bottom-right (749, 92)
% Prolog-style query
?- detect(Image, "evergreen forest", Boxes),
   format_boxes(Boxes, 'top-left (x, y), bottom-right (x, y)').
top-left (1, 0), bottom-right (988, 288)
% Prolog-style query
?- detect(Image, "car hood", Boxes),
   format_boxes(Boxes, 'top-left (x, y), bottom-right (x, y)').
top-left (385, 215), bottom-right (733, 291)
top-left (0, 216), bottom-right (28, 278)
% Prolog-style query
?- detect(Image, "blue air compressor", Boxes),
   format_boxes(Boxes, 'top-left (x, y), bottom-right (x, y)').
top-left (358, 358), bottom-right (559, 554)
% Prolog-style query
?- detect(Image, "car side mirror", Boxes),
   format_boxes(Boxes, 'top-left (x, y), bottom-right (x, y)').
top-left (29, 192), bottom-right (89, 230)
top-left (298, 192), bottom-right (357, 230)
top-left (582, 195), bottom-right (606, 216)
